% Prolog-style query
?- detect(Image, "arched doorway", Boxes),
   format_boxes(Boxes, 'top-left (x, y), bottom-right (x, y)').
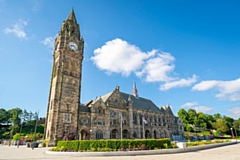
top-left (165, 130), bottom-right (170, 138)
top-left (133, 131), bottom-right (137, 138)
top-left (145, 130), bottom-right (151, 138)
top-left (154, 130), bottom-right (157, 139)
top-left (123, 129), bottom-right (128, 139)
top-left (80, 130), bottom-right (88, 140)
top-left (110, 129), bottom-right (118, 139)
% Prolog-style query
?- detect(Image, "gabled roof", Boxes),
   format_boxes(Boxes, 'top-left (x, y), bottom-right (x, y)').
top-left (101, 92), bottom-right (113, 102)
top-left (120, 92), bottom-right (160, 113)
top-left (84, 86), bottom-right (175, 115)
top-left (93, 88), bottom-right (161, 113)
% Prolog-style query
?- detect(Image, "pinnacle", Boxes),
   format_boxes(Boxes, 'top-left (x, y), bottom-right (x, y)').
top-left (67, 8), bottom-right (77, 23)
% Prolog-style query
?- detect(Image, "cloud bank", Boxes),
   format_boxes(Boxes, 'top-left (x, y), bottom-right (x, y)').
top-left (41, 36), bottom-right (55, 49)
top-left (181, 102), bottom-right (213, 113)
top-left (91, 38), bottom-right (196, 90)
top-left (3, 19), bottom-right (28, 40)
top-left (192, 78), bottom-right (240, 101)
top-left (228, 107), bottom-right (240, 117)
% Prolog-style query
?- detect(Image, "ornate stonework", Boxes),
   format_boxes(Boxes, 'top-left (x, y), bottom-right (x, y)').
top-left (79, 86), bottom-right (184, 140)
top-left (44, 9), bottom-right (84, 146)
top-left (44, 10), bottom-right (184, 146)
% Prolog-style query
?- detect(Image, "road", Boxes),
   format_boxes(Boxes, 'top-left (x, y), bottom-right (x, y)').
top-left (0, 143), bottom-right (240, 160)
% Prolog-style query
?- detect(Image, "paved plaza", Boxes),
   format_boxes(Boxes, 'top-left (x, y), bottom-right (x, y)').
top-left (0, 143), bottom-right (240, 160)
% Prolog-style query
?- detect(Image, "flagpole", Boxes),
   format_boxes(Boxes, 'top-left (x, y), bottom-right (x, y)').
top-left (142, 117), bottom-right (145, 139)
top-left (120, 113), bottom-right (122, 140)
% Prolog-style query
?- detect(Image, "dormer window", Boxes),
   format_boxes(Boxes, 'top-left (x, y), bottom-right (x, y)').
top-left (97, 107), bottom-right (105, 114)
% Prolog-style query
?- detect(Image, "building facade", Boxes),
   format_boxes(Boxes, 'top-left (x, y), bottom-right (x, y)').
top-left (44, 10), bottom-right (184, 146)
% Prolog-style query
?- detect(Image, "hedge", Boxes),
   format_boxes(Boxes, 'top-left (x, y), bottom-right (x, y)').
top-left (55, 138), bottom-right (171, 152)
top-left (186, 139), bottom-right (230, 147)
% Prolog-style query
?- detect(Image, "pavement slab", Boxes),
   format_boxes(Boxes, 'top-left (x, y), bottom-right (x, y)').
top-left (0, 143), bottom-right (240, 160)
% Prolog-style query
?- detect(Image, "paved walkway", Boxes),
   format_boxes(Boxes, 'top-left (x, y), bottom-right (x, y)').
top-left (0, 143), bottom-right (240, 160)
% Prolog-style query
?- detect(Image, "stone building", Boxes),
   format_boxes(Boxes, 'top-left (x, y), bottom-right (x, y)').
top-left (44, 9), bottom-right (184, 146)
top-left (80, 84), bottom-right (184, 140)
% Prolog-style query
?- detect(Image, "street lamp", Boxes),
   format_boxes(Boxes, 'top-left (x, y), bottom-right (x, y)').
top-left (32, 110), bottom-right (39, 150)
top-left (234, 128), bottom-right (238, 139)
top-left (230, 128), bottom-right (235, 139)
top-left (90, 129), bottom-right (92, 140)
top-left (17, 117), bottom-right (23, 148)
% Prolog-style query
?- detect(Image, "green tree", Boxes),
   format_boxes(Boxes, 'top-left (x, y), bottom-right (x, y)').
top-left (177, 108), bottom-right (189, 124)
top-left (8, 108), bottom-right (22, 137)
top-left (195, 112), bottom-right (207, 129)
top-left (188, 109), bottom-right (197, 125)
top-left (213, 119), bottom-right (229, 133)
top-left (205, 114), bottom-right (215, 129)
top-left (223, 116), bottom-right (234, 129)
top-left (213, 113), bottom-right (222, 120)
top-left (233, 118), bottom-right (240, 132)
top-left (0, 108), bottom-right (9, 123)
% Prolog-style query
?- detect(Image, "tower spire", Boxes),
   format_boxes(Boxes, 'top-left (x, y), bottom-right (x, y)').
top-left (133, 81), bottom-right (138, 97)
top-left (67, 8), bottom-right (77, 23)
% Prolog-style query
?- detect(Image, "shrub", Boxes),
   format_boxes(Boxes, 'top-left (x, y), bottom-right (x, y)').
top-left (55, 138), bottom-right (171, 152)
top-left (42, 139), bottom-right (49, 147)
top-left (67, 140), bottom-right (79, 151)
top-left (186, 140), bottom-right (229, 147)
top-left (171, 141), bottom-right (177, 148)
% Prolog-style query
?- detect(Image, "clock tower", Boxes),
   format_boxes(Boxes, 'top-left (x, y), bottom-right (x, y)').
top-left (44, 9), bottom-right (84, 146)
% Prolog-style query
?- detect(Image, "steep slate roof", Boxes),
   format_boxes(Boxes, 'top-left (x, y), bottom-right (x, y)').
top-left (120, 92), bottom-right (161, 113)
top-left (97, 90), bottom-right (161, 113)
top-left (101, 92), bottom-right (113, 102)
top-left (79, 104), bottom-right (89, 112)
top-left (82, 87), bottom-right (174, 115)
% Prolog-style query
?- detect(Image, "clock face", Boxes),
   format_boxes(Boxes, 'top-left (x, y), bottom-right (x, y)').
top-left (68, 42), bottom-right (78, 51)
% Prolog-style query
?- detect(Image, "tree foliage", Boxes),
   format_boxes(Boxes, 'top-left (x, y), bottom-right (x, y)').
top-left (0, 108), bottom-right (44, 139)
top-left (178, 108), bottom-right (238, 136)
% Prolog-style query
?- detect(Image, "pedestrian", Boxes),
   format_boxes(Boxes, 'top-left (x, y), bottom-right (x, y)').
top-left (8, 139), bottom-right (11, 147)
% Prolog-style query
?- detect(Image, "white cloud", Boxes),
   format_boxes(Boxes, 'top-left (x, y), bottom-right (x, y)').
top-left (181, 101), bottom-right (199, 108)
top-left (41, 36), bottom-right (55, 49)
top-left (181, 102), bottom-right (213, 113)
top-left (159, 74), bottom-right (197, 91)
top-left (194, 106), bottom-right (213, 112)
top-left (192, 78), bottom-right (240, 101)
top-left (136, 52), bottom-right (175, 82)
top-left (3, 19), bottom-right (27, 40)
top-left (91, 38), bottom-right (197, 90)
top-left (228, 107), bottom-right (240, 117)
top-left (91, 38), bottom-right (156, 76)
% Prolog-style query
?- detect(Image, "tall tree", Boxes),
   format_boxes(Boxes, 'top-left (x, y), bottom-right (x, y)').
top-left (213, 113), bottom-right (222, 120)
top-left (8, 108), bottom-right (22, 137)
top-left (222, 115), bottom-right (234, 129)
top-left (177, 108), bottom-right (189, 124)
top-left (188, 109), bottom-right (197, 125)
top-left (0, 108), bottom-right (8, 123)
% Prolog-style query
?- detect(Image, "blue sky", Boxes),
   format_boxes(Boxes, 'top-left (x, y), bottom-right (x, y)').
top-left (0, 0), bottom-right (240, 118)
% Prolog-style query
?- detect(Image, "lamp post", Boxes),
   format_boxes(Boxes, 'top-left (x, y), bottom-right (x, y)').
top-left (32, 110), bottom-right (39, 150)
top-left (230, 128), bottom-right (235, 139)
top-left (120, 113), bottom-right (122, 140)
top-left (17, 117), bottom-right (23, 148)
top-left (234, 128), bottom-right (238, 138)
top-left (90, 129), bottom-right (92, 140)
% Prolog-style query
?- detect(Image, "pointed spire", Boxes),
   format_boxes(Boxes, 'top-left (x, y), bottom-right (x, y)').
top-left (67, 8), bottom-right (77, 23)
top-left (133, 81), bottom-right (138, 97)
top-left (128, 95), bottom-right (132, 101)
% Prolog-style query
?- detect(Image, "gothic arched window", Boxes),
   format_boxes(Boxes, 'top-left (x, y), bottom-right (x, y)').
top-left (96, 130), bottom-right (103, 140)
